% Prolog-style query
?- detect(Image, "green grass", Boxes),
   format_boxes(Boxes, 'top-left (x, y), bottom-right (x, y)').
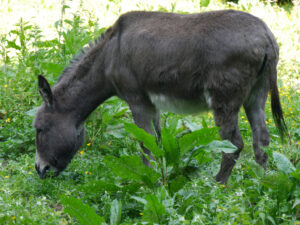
top-left (0, 0), bottom-right (300, 224)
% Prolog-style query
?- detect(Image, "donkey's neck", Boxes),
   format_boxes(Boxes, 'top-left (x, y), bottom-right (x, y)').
top-left (52, 46), bottom-right (114, 124)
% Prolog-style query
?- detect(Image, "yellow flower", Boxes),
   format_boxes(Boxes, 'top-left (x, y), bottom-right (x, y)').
top-left (241, 116), bottom-right (245, 119)
top-left (29, 172), bottom-right (32, 175)
top-left (6, 118), bottom-right (11, 123)
top-left (220, 184), bottom-right (226, 188)
top-left (11, 216), bottom-right (16, 220)
top-left (89, 172), bottom-right (92, 175)
top-left (4, 84), bottom-right (8, 88)
top-left (79, 150), bottom-right (84, 155)
top-left (139, 212), bottom-right (143, 216)
top-left (5, 176), bottom-right (9, 179)
top-left (85, 171), bottom-right (89, 174)
top-left (297, 141), bottom-right (300, 145)
top-left (87, 143), bottom-right (91, 147)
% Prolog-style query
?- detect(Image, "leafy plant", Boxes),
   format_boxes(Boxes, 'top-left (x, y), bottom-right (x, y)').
top-left (105, 121), bottom-right (237, 194)
top-left (60, 195), bottom-right (105, 224)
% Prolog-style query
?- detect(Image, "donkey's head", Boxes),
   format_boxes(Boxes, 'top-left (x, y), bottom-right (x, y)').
top-left (34, 75), bottom-right (85, 178)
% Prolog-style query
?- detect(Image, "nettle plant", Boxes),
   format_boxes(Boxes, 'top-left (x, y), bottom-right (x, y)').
top-left (60, 117), bottom-right (238, 224)
top-left (108, 119), bottom-right (237, 192)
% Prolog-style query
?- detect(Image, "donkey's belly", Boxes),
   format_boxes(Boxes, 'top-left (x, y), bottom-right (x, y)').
top-left (148, 92), bottom-right (212, 114)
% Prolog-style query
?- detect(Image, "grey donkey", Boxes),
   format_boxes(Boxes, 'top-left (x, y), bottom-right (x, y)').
top-left (34, 10), bottom-right (287, 184)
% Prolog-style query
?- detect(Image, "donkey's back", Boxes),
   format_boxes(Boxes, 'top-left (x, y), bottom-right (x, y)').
top-left (108, 10), bottom-right (278, 112)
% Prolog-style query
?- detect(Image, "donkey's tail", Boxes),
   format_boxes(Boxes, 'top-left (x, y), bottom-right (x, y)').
top-left (268, 60), bottom-right (289, 141)
top-left (263, 20), bottom-right (289, 142)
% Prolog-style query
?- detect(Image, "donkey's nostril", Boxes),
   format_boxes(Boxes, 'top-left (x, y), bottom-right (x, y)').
top-left (35, 163), bottom-right (51, 179)
top-left (43, 165), bottom-right (50, 173)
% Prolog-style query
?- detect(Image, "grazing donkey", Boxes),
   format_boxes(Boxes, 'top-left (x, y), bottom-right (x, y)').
top-left (35, 10), bottom-right (287, 184)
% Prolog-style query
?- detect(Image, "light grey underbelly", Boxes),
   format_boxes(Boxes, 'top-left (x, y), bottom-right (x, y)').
top-left (148, 91), bottom-right (212, 114)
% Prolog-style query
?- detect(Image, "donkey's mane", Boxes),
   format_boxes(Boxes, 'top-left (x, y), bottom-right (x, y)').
top-left (57, 27), bottom-right (114, 83)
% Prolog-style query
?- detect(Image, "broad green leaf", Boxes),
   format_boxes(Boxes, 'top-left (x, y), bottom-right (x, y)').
top-left (202, 117), bottom-right (208, 128)
top-left (246, 160), bottom-right (265, 179)
top-left (259, 213), bottom-right (266, 225)
top-left (200, 0), bottom-right (210, 7)
top-left (266, 216), bottom-right (276, 225)
top-left (41, 62), bottom-right (65, 75)
top-left (7, 40), bottom-right (21, 50)
top-left (80, 180), bottom-right (119, 194)
top-left (205, 140), bottom-right (238, 154)
top-left (161, 127), bottom-right (180, 166)
top-left (183, 119), bottom-right (202, 131)
top-left (290, 168), bottom-right (300, 179)
top-left (131, 196), bottom-right (147, 205)
top-left (121, 182), bottom-right (142, 194)
top-left (103, 155), bottom-right (160, 188)
top-left (195, 150), bottom-right (213, 165)
top-left (107, 124), bottom-right (126, 138)
top-left (110, 199), bottom-right (122, 225)
top-left (142, 194), bottom-right (166, 224)
top-left (179, 127), bottom-right (220, 156)
top-left (23, 25), bottom-right (33, 30)
top-left (293, 198), bottom-right (300, 209)
top-left (261, 172), bottom-right (293, 202)
top-left (124, 123), bottom-right (164, 157)
top-left (168, 175), bottom-right (187, 194)
top-left (296, 160), bottom-right (300, 169)
top-left (166, 116), bottom-right (179, 135)
top-left (60, 196), bottom-right (105, 225)
top-left (273, 152), bottom-right (295, 174)
top-left (112, 107), bottom-right (128, 118)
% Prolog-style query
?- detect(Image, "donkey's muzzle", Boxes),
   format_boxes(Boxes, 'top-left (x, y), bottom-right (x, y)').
top-left (35, 163), bottom-right (50, 179)
top-left (35, 163), bottom-right (60, 179)
top-left (35, 153), bottom-right (60, 179)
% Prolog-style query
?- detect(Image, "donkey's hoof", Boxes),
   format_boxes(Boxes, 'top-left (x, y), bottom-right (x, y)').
top-left (216, 173), bottom-right (229, 185)
top-left (255, 152), bottom-right (268, 170)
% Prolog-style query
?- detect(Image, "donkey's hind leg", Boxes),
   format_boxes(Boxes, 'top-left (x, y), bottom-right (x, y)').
top-left (214, 109), bottom-right (244, 184)
top-left (127, 95), bottom-right (161, 167)
top-left (244, 86), bottom-right (270, 169)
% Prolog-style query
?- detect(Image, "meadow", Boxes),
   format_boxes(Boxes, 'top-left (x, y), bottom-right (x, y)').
top-left (0, 0), bottom-right (299, 224)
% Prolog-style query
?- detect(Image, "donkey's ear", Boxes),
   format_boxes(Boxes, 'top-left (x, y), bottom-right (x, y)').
top-left (38, 75), bottom-right (53, 107)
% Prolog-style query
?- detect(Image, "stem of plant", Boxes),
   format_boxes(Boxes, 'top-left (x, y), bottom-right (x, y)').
top-left (160, 157), bottom-right (167, 187)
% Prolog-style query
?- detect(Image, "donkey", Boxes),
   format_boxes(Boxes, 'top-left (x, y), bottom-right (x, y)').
top-left (34, 10), bottom-right (287, 184)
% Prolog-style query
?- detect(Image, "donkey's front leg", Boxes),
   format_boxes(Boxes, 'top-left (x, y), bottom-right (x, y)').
top-left (127, 96), bottom-right (161, 167)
